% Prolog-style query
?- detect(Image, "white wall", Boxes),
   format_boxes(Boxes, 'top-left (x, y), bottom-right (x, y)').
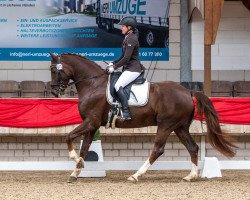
top-left (191, 1), bottom-right (250, 73)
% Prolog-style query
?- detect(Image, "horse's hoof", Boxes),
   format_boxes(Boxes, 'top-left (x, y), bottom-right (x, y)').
top-left (183, 175), bottom-right (198, 182)
top-left (183, 177), bottom-right (191, 182)
top-left (127, 176), bottom-right (138, 182)
top-left (67, 176), bottom-right (77, 183)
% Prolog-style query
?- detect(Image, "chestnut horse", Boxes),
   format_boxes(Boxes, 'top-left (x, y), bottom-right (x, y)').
top-left (49, 53), bottom-right (236, 183)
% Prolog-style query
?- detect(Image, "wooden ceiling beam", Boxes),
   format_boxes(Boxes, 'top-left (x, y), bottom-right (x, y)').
top-left (205, 0), bottom-right (224, 45)
top-left (204, 0), bottom-right (224, 96)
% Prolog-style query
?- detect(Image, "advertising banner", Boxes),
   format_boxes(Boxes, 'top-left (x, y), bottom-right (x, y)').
top-left (0, 0), bottom-right (169, 61)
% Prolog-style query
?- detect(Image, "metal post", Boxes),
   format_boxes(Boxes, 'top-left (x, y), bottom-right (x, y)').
top-left (180, 0), bottom-right (192, 82)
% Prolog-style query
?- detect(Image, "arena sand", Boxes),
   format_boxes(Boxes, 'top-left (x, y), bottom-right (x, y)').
top-left (0, 170), bottom-right (249, 200)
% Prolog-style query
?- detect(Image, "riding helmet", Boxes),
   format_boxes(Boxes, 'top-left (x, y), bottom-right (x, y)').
top-left (118, 17), bottom-right (137, 29)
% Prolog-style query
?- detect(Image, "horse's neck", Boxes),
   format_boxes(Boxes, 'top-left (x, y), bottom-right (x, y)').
top-left (75, 75), bottom-right (108, 100)
top-left (72, 61), bottom-right (102, 81)
top-left (69, 59), bottom-right (107, 98)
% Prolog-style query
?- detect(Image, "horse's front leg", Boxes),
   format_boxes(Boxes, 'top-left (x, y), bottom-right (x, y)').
top-left (66, 120), bottom-right (98, 183)
top-left (68, 130), bottom-right (96, 180)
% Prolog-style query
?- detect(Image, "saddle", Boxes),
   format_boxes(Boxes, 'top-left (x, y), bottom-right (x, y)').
top-left (109, 71), bottom-right (146, 102)
top-left (106, 71), bottom-right (149, 129)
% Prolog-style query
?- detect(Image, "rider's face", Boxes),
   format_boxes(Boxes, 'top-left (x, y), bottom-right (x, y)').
top-left (121, 25), bottom-right (129, 35)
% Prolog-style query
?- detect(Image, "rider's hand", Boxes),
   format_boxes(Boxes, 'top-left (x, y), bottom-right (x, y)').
top-left (106, 64), bottom-right (114, 74)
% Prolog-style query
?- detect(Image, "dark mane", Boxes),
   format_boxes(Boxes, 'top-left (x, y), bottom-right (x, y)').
top-left (61, 53), bottom-right (103, 70)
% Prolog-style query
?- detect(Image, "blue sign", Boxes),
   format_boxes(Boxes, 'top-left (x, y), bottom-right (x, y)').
top-left (0, 0), bottom-right (169, 61)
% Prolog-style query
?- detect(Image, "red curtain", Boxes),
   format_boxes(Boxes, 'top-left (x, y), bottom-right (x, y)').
top-left (0, 98), bottom-right (250, 128)
top-left (0, 99), bottom-right (82, 128)
top-left (194, 98), bottom-right (250, 125)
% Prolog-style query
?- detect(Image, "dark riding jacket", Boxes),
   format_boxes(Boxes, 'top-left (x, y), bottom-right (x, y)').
top-left (113, 32), bottom-right (145, 73)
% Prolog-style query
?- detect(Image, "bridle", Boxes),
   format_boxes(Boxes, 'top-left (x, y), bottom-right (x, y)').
top-left (50, 55), bottom-right (106, 94)
top-left (50, 56), bottom-right (68, 95)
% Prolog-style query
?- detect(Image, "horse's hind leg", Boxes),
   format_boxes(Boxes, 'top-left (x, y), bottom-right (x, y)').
top-left (174, 125), bottom-right (199, 181)
top-left (128, 124), bottom-right (171, 182)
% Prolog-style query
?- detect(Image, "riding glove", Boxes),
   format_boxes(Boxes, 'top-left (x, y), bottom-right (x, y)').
top-left (106, 65), bottom-right (114, 74)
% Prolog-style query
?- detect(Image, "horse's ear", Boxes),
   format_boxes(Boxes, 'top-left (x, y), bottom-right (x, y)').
top-left (49, 52), bottom-right (58, 62)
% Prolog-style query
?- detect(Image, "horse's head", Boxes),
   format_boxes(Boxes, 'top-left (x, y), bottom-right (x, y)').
top-left (49, 53), bottom-right (72, 97)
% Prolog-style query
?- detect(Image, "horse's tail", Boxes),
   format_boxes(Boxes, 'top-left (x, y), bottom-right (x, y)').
top-left (192, 91), bottom-right (236, 158)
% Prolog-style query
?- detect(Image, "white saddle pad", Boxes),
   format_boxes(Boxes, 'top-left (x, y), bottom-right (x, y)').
top-left (106, 76), bottom-right (150, 107)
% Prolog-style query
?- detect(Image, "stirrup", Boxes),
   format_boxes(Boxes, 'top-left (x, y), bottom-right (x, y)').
top-left (120, 116), bottom-right (131, 121)
top-left (120, 110), bottom-right (131, 120)
top-left (122, 116), bottom-right (131, 120)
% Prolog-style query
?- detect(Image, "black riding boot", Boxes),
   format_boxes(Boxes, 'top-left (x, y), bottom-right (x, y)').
top-left (116, 87), bottom-right (131, 120)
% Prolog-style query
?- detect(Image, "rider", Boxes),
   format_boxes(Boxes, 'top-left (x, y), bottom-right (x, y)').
top-left (106, 17), bottom-right (145, 120)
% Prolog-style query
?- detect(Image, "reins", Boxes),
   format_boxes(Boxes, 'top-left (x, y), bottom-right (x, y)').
top-left (50, 63), bottom-right (106, 88)
top-left (67, 72), bottom-right (106, 86)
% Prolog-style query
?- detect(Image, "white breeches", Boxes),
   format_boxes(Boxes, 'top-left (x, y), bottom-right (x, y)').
top-left (115, 71), bottom-right (141, 92)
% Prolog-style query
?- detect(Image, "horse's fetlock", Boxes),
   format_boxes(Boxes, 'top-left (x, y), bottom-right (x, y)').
top-left (76, 157), bottom-right (84, 168)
